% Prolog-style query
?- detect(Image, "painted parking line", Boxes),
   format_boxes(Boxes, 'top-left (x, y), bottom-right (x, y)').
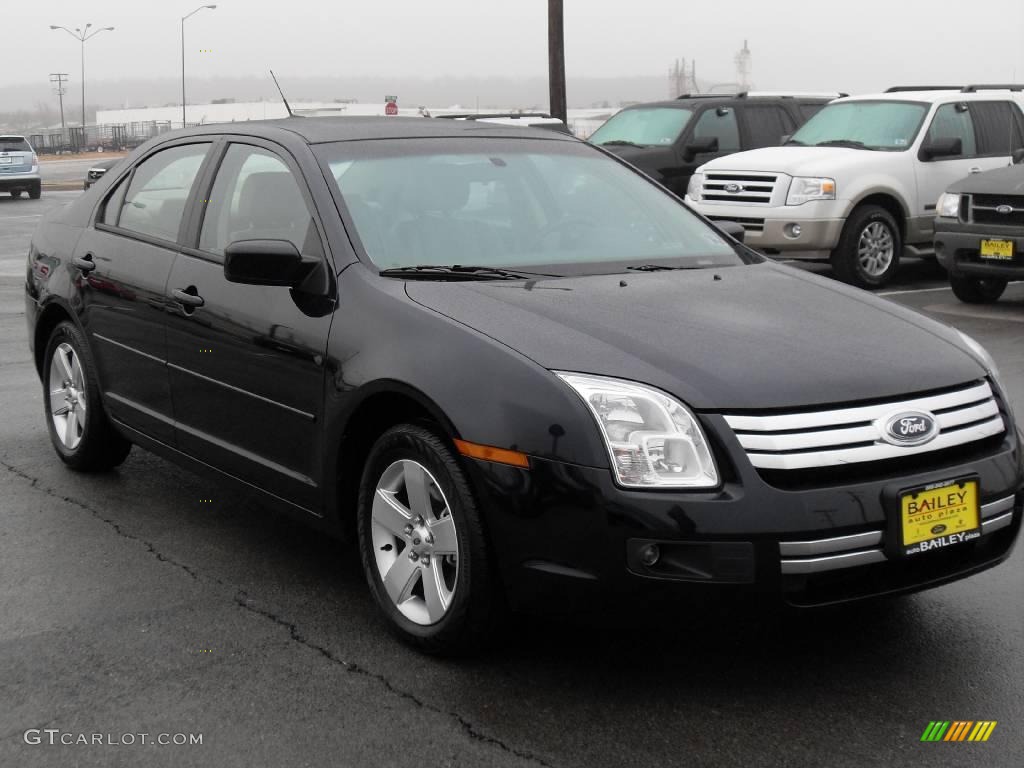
top-left (878, 286), bottom-right (953, 297)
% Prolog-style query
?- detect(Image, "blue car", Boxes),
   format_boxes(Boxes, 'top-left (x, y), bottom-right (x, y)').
top-left (0, 135), bottom-right (41, 199)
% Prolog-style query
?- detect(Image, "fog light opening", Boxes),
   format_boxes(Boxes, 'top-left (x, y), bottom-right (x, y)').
top-left (785, 223), bottom-right (802, 239)
top-left (639, 543), bottom-right (661, 567)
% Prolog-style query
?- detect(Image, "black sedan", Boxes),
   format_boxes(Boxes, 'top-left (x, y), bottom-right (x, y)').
top-left (83, 157), bottom-right (122, 189)
top-left (25, 118), bottom-right (1022, 653)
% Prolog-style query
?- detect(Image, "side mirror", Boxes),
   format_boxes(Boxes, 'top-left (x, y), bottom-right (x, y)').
top-left (716, 220), bottom-right (746, 244)
top-left (921, 137), bottom-right (962, 160)
top-left (683, 136), bottom-right (719, 162)
top-left (1013, 148), bottom-right (1024, 165)
top-left (223, 239), bottom-right (311, 286)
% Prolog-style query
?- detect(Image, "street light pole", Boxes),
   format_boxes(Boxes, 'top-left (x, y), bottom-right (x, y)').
top-left (548, 0), bottom-right (567, 124)
top-left (50, 23), bottom-right (115, 129)
top-left (181, 5), bottom-right (217, 130)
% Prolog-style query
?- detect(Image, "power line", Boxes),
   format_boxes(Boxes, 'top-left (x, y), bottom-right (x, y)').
top-left (49, 73), bottom-right (69, 135)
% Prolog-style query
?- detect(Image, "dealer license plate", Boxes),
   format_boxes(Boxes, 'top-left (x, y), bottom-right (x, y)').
top-left (900, 479), bottom-right (980, 556)
top-left (979, 239), bottom-right (1014, 260)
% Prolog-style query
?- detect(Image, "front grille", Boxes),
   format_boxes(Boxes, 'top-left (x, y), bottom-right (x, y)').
top-left (88, 169), bottom-right (106, 181)
top-left (969, 194), bottom-right (1024, 227)
top-left (722, 380), bottom-right (1005, 471)
top-left (706, 215), bottom-right (765, 233)
top-left (701, 172), bottom-right (778, 205)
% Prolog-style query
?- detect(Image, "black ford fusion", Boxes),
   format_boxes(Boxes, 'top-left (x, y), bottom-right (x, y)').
top-left (25, 118), bottom-right (1022, 653)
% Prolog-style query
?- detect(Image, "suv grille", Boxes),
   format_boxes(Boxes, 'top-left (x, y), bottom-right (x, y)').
top-left (722, 380), bottom-right (1005, 471)
top-left (970, 194), bottom-right (1024, 227)
top-left (88, 169), bottom-right (107, 181)
top-left (701, 172), bottom-right (778, 205)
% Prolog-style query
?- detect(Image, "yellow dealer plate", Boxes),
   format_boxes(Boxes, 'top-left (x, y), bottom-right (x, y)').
top-left (979, 239), bottom-right (1014, 259)
top-left (901, 480), bottom-right (980, 555)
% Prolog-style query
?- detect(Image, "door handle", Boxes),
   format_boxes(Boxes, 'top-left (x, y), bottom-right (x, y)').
top-left (172, 287), bottom-right (205, 308)
top-left (72, 254), bottom-right (96, 273)
top-left (968, 166), bottom-right (982, 174)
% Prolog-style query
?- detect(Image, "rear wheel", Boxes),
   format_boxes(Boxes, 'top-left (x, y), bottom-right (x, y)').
top-left (29, 184), bottom-right (41, 200)
top-left (357, 424), bottom-right (497, 654)
top-left (9, 190), bottom-right (22, 199)
top-left (42, 321), bottom-right (131, 471)
top-left (950, 274), bottom-right (1007, 304)
top-left (830, 205), bottom-right (901, 288)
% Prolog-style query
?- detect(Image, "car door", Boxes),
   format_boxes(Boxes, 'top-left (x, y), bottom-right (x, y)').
top-left (671, 105), bottom-right (742, 195)
top-left (163, 140), bottom-right (335, 511)
top-left (740, 104), bottom-right (797, 149)
top-left (74, 140), bottom-right (213, 442)
top-left (914, 101), bottom-right (1020, 238)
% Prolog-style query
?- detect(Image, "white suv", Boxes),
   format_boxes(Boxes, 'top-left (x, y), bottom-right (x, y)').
top-left (687, 86), bottom-right (1024, 287)
top-left (0, 135), bottom-right (42, 200)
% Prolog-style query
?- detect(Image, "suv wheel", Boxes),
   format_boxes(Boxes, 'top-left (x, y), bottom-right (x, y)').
top-left (43, 321), bottom-right (131, 471)
top-left (10, 190), bottom-right (22, 199)
top-left (831, 205), bottom-right (901, 288)
top-left (950, 274), bottom-right (1007, 304)
top-left (357, 424), bottom-right (496, 654)
top-left (29, 184), bottom-right (41, 200)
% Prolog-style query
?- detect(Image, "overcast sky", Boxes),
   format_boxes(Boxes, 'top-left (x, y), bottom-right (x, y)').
top-left (5, 0), bottom-right (1024, 95)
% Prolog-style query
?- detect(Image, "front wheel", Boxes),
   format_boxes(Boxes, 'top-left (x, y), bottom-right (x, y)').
top-left (42, 321), bottom-right (131, 471)
top-left (10, 190), bottom-right (22, 199)
top-left (356, 424), bottom-right (497, 654)
top-left (950, 274), bottom-right (1007, 304)
top-left (830, 206), bottom-right (902, 288)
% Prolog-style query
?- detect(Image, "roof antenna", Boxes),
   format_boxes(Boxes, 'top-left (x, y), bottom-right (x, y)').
top-left (270, 69), bottom-right (299, 117)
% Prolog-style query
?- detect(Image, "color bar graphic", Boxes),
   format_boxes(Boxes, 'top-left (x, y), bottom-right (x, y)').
top-left (920, 721), bottom-right (996, 742)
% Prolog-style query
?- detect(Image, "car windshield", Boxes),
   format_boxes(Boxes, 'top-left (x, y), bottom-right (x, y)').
top-left (789, 100), bottom-right (928, 151)
top-left (0, 137), bottom-right (32, 152)
top-left (317, 138), bottom-right (745, 275)
top-left (589, 108), bottom-right (694, 147)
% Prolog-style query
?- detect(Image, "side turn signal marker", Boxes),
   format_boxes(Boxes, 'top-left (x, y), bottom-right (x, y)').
top-left (454, 439), bottom-right (530, 469)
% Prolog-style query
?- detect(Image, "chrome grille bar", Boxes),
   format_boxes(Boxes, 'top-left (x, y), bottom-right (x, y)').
top-left (723, 381), bottom-right (1005, 471)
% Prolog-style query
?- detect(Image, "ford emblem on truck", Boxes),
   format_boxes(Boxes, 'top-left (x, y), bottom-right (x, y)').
top-left (881, 412), bottom-right (938, 446)
top-left (724, 183), bottom-right (744, 193)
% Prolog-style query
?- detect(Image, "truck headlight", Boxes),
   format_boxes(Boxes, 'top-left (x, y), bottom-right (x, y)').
top-left (936, 192), bottom-right (961, 218)
top-left (556, 372), bottom-right (719, 489)
top-left (786, 176), bottom-right (836, 206)
top-left (686, 172), bottom-right (704, 202)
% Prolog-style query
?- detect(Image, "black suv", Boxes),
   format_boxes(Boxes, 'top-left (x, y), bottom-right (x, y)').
top-left (589, 92), bottom-right (840, 196)
top-left (935, 150), bottom-right (1024, 302)
top-left (25, 118), bottom-right (1022, 654)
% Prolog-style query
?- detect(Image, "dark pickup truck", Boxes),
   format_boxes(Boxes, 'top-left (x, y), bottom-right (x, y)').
top-left (935, 149), bottom-right (1024, 303)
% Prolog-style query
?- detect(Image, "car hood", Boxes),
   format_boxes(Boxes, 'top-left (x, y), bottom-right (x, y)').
top-left (699, 145), bottom-right (904, 178)
top-left (948, 163), bottom-right (1024, 194)
top-left (405, 262), bottom-right (984, 411)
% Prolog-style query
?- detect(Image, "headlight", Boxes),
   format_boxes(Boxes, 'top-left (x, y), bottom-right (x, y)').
top-left (786, 176), bottom-right (836, 206)
top-left (556, 372), bottom-right (719, 489)
top-left (936, 192), bottom-right (961, 218)
top-left (686, 172), bottom-right (704, 202)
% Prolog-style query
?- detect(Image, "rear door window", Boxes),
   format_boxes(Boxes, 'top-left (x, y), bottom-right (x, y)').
top-left (117, 143), bottom-right (211, 242)
top-left (691, 107), bottom-right (741, 152)
top-left (968, 101), bottom-right (1024, 156)
top-left (0, 136), bottom-right (32, 152)
top-left (743, 105), bottom-right (797, 148)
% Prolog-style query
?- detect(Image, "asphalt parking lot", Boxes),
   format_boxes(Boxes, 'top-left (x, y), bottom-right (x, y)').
top-left (0, 192), bottom-right (1021, 768)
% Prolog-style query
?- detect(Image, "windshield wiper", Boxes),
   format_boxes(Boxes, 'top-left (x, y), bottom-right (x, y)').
top-left (598, 139), bottom-right (647, 148)
top-left (783, 138), bottom-right (806, 146)
top-left (378, 264), bottom-right (555, 281)
top-left (813, 139), bottom-right (875, 150)
top-left (626, 264), bottom-right (706, 272)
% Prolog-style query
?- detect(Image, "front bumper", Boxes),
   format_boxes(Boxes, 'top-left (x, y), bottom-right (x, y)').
top-left (690, 198), bottom-right (846, 257)
top-left (468, 430), bottom-right (1022, 612)
top-left (935, 221), bottom-right (1024, 279)
top-left (0, 171), bottom-right (41, 192)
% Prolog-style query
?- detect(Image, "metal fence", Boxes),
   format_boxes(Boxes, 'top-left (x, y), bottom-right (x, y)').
top-left (29, 121), bottom-right (175, 154)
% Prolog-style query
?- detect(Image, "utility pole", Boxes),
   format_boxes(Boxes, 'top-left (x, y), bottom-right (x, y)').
top-left (548, 0), bottom-right (567, 124)
top-left (50, 73), bottom-right (69, 136)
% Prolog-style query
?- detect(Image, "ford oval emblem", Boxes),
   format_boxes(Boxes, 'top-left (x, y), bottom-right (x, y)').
top-left (931, 524), bottom-right (947, 535)
top-left (881, 411), bottom-right (938, 446)
top-left (996, 204), bottom-right (1013, 215)
top-left (724, 183), bottom-right (743, 193)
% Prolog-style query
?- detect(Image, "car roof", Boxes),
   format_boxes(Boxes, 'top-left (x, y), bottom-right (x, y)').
top-left (0, 134), bottom-right (28, 140)
top-left (623, 94), bottom-right (837, 110)
top-left (839, 90), bottom-right (1024, 104)
top-left (177, 116), bottom-right (579, 145)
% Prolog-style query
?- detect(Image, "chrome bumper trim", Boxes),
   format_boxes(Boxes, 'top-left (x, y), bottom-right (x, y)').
top-left (779, 530), bottom-right (883, 557)
top-left (981, 495), bottom-right (1014, 520)
top-left (780, 549), bottom-right (887, 575)
top-left (982, 511), bottom-right (1014, 534)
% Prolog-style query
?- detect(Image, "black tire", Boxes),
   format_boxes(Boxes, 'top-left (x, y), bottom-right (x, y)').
top-left (29, 184), bottom-right (41, 200)
top-left (356, 424), bottom-right (497, 655)
top-left (950, 274), bottom-right (1007, 304)
top-left (9, 189), bottom-right (22, 199)
top-left (42, 321), bottom-right (131, 471)
top-left (830, 205), bottom-right (902, 288)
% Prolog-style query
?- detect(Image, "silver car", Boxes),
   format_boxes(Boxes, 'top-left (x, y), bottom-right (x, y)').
top-left (0, 135), bottom-right (41, 199)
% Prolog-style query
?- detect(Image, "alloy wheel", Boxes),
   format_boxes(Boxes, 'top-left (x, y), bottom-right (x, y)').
top-left (48, 342), bottom-right (87, 451)
top-left (371, 459), bottom-right (459, 625)
top-left (857, 221), bottom-right (895, 277)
